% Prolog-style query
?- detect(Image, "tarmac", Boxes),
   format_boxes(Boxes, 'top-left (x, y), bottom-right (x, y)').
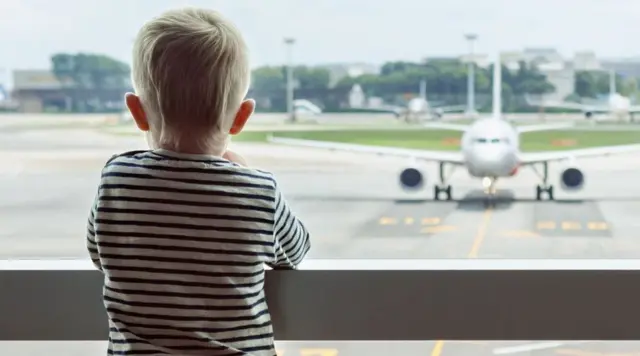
top-left (2, 113), bottom-right (640, 355)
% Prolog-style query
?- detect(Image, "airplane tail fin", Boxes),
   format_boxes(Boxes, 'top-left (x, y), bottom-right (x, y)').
top-left (419, 79), bottom-right (427, 100)
top-left (609, 69), bottom-right (616, 96)
top-left (492, 53), bottom-right (502, 119)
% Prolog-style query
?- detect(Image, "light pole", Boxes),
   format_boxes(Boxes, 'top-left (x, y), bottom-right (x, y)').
top-left (464, 33), bottom-right (478, 118)
top-left (284, 37), bottom-right (296, 123)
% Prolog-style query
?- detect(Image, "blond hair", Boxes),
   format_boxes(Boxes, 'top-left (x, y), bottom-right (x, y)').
top-left (131, 7), bottom-right (250, 153)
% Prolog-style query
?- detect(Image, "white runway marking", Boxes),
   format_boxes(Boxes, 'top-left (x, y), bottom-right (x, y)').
top-left (492, 341), bottom-right (592, 355)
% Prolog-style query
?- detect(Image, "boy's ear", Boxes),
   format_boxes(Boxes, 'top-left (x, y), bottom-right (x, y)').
top-left (229, 99), bottom-right (255, 135)
top-left (124, 92), bottom-right (149, 132)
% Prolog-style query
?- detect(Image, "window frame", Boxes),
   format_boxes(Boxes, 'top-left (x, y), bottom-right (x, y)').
top-left (2, 259), bottom-right (640, 341)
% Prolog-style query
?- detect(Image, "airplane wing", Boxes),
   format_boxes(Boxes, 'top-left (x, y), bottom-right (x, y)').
top-left (267, 136), bottom-right (465, 164)
top-left (432, 105), bottom-right (467, 113)
top-left (520, 144), bottom-right (640, 165)
top-left (526, 96), bottom-right (609, 113)
top-left (517, 122), bottom-right (576, 133)
top-left (627, 105), bottom-right (640, 113)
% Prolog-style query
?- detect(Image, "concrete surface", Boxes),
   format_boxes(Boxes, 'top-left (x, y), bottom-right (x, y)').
top-left (2, 114), bottom-right (640, 355)
top-left (3, 340), bottom-right (640, 356)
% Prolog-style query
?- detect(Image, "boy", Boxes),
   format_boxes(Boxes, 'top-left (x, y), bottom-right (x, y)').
top-left (85, 7), bottom-right (311, 356)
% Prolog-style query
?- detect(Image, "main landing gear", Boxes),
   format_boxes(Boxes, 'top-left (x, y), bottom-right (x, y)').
top-left (434, 162), bottom-right (453, 201)
top-left (532, 162), bottom-right (554, 201)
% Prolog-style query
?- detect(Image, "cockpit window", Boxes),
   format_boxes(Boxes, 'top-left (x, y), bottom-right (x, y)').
top-left (474, 137), bottom-right (510, 144)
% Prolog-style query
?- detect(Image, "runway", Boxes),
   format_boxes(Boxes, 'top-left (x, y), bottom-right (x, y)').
top-left (2, 116), bottom-right (640, 355)
top-left (5, 131), bottom-right (640, 259)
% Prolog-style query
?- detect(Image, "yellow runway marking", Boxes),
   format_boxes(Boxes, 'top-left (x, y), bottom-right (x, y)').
top-left (422, 217), bottom-right (441, 225)
top-left (430, 340), bottom-right (445, 356)
top-left (537, 221), bottom-right (556, 230)
top-left (561, 221), bottom-right (581, 230)
top-left (300, 349), bottom-right (339, 356)
top-left (468, 207), bottom-right (494, 259)
top-left (535, 220), bottom-right (610, 231)
top-left (379, 217), bottom-right (397, 225)
top-left (404, 217), bottom-right (415, 225)
top-left (431, 207), bottom-right (494, 355)
top-left (587, 222), bottom-right (609, 230)
top-left (421, 225), bottom-right (458, 234)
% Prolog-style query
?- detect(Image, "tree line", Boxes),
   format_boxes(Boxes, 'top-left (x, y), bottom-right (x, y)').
top-left (251, 59), bottom-right (639, 113)
top-left (44, 53), bottom-right (638, 113)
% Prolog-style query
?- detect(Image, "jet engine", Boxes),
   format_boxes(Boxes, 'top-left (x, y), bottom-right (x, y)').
top-left (560, 167), bottom-right (585, 191)
top-left (399, 167), bottom-right (425, 191)
top-left (584, 111), bottom-right (593, 119)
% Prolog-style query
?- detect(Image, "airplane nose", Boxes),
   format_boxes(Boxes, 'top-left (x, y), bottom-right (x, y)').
top-left (472, 148), bottom-right (512, 174)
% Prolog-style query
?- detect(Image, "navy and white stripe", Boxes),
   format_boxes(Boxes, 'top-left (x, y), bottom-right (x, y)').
top-left (86, 149), bottom-right (311, 355)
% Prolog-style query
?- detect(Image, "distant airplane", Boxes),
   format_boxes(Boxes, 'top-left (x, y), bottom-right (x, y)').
top-left (293, 99), bottom-right (322, 116)
top-left (0, 85), bottom-right (18, 110)
top-left (400, 79), bottom-right (467, 123)
top-left (526, 69), bottom-right (640, 120)
top-left (268, 54), bottom-right (640, 201)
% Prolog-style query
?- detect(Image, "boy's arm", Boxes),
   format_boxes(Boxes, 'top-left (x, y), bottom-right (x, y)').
top-left (268, 180), bottom-right (311, 269)
top-left (86, 191), bottom-right (102, 271)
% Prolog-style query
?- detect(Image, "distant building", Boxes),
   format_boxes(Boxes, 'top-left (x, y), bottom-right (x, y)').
top-left (12, 70), bottom-right (70, 113)
top-left (348, 84), bottom-right (365, 108)
top-left (466, 49), bottom-right (574, 101)
top-left (540, 64), bottom-right (575, 101)
top-left (12, 69), bottom-right (129, 113)
top-left (521, 48), bottom-right (564, 65)
top-left (573, 51), bottom-right (602, 71)
top-left (499, 51), bottom-right (526, 71)
top-left (600, 58), bottom-right (640, 79)
top-left (319, 63), bottom-right (381, 88)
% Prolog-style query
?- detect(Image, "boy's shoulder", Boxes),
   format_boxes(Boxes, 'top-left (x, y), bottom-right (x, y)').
top-left (103, 149), bottom-right (150, 165)
top-left (102, 149), bottom-right (278, 186)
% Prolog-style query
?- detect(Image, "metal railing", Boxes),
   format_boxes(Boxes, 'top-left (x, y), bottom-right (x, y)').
top-left (2, 259), bottom-right (640, 341)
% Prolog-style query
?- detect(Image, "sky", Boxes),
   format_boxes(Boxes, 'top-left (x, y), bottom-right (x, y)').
top-left (1, 0), bottom-right (640, 86)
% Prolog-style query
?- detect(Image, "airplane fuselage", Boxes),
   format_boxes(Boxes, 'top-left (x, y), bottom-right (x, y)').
top-left (460, 118), bottom-right (520, 178)
top-left (608, 93), bottom-right (631, 115)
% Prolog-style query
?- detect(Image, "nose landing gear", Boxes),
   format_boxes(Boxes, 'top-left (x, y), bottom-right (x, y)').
top-left (482, 177), bottom-right (498, 195)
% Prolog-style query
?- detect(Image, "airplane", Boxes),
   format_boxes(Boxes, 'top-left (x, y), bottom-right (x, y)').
top-left (293, 99), bottom-right (322, 116)
top-left (267, 54), bottom-right (640, 201)
top-left (526, 69), bottom-right (640, 120)
top-left (0, 84), bottom-right (17, 110)
top-left (400, 79), bottom-right (467, 123)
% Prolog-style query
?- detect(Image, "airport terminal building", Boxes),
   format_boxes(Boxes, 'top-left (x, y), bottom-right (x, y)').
top-left (11, 69), bottom-right (127, 113)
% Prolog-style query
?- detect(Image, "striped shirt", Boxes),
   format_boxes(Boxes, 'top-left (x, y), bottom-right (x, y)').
top-left (85, 149), bottom-right (311, 356)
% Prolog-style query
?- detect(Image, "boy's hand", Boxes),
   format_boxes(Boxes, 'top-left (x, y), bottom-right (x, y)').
top-left (222, 150), bottom-right (248, 166)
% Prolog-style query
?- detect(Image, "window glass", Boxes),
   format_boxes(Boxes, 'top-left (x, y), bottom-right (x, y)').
top-left (2, 0), bottom-right (640, 263)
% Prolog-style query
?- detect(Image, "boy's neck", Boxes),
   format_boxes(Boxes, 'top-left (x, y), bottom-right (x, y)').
top-left (156, 142), bottom-right (225, 157)
top-left (154, 134), bottom-right (228, 157)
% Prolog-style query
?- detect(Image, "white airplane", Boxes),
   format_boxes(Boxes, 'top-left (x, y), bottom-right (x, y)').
top-left (401, 79), bottom-right (467, 122)
top-left (526, 69), bottom-right (640, 120)
top-left (293, 99), bottom-right (322, 116)
top-left (267, 54), bottom-right (640, 201)
top-left (0, 85), bottom-right (17, 110)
